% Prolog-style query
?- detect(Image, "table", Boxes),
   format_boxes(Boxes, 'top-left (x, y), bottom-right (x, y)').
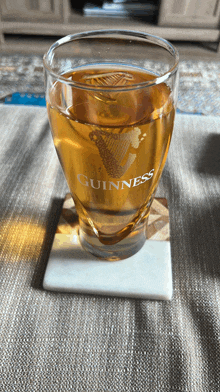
top-left (0, 104), bottom-right (220, 391)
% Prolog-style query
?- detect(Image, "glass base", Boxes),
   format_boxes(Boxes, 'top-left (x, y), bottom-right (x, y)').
top-left (79, 222), bottom-right (147, 261)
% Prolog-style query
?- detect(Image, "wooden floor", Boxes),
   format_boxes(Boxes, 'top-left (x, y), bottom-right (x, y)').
top-left (0, 34), bottom-right (219, 61)
top-left (174, 41), bottom-right (220, 61)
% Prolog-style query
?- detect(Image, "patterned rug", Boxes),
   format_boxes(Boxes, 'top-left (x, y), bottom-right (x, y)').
top-left (0, 53), bottom-right (220, 115)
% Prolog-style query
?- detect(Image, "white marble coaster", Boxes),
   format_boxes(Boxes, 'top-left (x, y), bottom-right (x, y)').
top-left (43, 233), bottom-right (172, 300)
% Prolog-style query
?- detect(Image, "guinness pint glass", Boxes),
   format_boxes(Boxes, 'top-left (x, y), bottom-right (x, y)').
top-left (43, 30), bottom-right (179, 260)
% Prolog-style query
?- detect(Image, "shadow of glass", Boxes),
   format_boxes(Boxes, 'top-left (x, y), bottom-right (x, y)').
top-left (180, 201), bottom-right (220, 279)
top-left (31, 196), bottom-right (65, 291)
top-left (49, 243), bottom-right (98, 263)
top-left (197, 133), bottom-right (220, 176)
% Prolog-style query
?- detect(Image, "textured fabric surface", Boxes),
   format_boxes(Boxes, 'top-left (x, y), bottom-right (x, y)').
top-left (0, 105), bottom-right (220, 391)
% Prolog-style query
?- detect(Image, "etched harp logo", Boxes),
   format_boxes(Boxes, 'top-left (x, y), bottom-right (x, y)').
top-left (82, 71), bottom-right (134, 103)
top-left (85, 71), bottom-right (142, 178)
top-left (89, 127), bottom-right (141, 178)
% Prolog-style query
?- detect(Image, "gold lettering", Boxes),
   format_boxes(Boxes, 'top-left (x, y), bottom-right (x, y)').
top-left (133, 176), bottom-right (142, 187)
top-left (103, 181), bottom-right (107, 190)
top-left (121, 179), bottom-right (132, 189)
top-left (77, 174), bottom-right (89, 186)
top-left (90, 179), bottom-right (101, 189)
top-left (141, 169), bottom-right (154, 183)
top-left (109, 181), bottom-right (120, 190)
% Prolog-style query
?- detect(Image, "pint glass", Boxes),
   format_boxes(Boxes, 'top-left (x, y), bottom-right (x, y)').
top-left (43, 30), bottom-right (179, 260)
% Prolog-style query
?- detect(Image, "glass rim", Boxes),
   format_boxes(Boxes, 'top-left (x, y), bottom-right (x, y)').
top-left (43, 29), bottom-right (179, 91)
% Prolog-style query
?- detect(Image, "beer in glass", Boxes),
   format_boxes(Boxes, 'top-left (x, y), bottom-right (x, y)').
top-left (43, 30), bottom-right (179, 260)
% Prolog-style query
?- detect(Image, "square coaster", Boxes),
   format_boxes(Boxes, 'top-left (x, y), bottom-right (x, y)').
top-left (43, 194), bottom-right (172, 300)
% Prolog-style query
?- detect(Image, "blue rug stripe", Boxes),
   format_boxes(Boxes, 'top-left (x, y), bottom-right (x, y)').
top-left (1, 93), bottom-right (203, 115)
top-left (3, 92), bottom-right (46, 106)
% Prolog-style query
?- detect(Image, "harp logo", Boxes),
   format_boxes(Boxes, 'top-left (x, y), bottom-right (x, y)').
top-left (84, 71), bottom-right (145, 178)
top-left (89, 127), bottom-right (142, 178)
top-left (82, 71), bottom-right (134, 103)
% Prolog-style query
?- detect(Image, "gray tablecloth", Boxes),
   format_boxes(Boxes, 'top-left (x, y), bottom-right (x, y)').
top-left (0, 105), bottom-right (220, 391)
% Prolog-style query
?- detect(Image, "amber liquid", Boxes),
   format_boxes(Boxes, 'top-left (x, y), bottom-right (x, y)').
top-left (48, 66), bottom-right (175, 245)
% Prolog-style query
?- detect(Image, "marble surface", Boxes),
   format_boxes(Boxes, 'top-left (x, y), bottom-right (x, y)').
top-left (43, 233), bottom-right (172, 300)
